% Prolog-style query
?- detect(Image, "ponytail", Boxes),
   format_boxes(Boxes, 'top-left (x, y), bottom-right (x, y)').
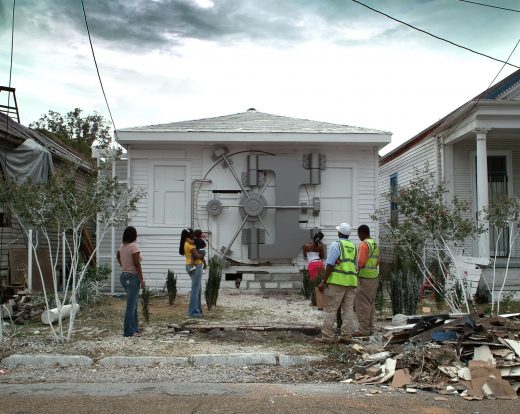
top-left (313, 231), bottom-right (324, 245)
top-left (179, 228), bottom-right (193, 255)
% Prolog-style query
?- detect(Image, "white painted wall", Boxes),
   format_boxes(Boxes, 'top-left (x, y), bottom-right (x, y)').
top-left (100, 143), bottom-right (381, 292)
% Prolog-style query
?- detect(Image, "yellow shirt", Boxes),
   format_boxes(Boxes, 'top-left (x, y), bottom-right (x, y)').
top-left (184, 241), bottom-right (203, 265)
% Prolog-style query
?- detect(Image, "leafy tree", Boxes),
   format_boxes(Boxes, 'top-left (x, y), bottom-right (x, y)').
top-left (0, 156), bottom-right (145, 343)
top-left (30, 108), bottom-right (112, 155)
top-left (373, 166), bottom-right (483, 313)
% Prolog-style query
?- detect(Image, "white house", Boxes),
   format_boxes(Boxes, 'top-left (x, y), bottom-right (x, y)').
top-left (104, 109), bottom-right (391, 293)
top-left (379, 69), bottom-right (520, 298)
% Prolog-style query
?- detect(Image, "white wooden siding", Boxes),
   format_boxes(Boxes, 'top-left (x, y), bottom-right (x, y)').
top-left (378, 137), bottom-right (437, 263)
top-left (103, 144), bottom-right (381, 291)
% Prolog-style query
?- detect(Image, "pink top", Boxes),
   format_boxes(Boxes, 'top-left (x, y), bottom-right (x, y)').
top-left (118, 242), bottom-right (141, 273)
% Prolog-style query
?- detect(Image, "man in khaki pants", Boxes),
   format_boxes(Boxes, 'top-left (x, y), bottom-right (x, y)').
top-left (315, 223), bottom-right (358, 344)
top-left (353, 225), bottom-right (380, 337)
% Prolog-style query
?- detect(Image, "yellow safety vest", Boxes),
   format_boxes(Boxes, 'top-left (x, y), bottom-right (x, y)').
top-left (358, 238), bottom-right (379, 279)
top-left (328, 239), bottom-right (358, 287)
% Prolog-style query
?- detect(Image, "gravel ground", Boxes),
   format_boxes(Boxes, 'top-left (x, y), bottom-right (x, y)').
top-left (1, 360), bottom-right (354, 384)
top-left (1, 292), bottom-right (376, 384)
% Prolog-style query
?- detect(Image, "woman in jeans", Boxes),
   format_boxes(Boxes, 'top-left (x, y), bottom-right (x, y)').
top-left (179, 228), bottom-right (205, 317)
top-left (117, 226), bottom-right (145, 337)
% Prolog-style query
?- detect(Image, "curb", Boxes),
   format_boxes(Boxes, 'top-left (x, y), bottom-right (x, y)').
top-left (2, 353), bottom-right (326, 368)
top-left (191, 353), bottom-right (277, 366)
top-left (99, 356), bottom-right (189, 367)
top-left (1, 354), bottom-right (93, 368)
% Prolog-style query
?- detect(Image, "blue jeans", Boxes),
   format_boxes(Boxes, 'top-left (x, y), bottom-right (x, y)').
top-left (187, 264), bottom-right (203, 317)
top-left (120, 272), bottom-right (140, 336)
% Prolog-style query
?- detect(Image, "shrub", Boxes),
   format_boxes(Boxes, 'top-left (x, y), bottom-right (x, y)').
top-left (390, 269), bottom-right (421, 315)
top-left (301, 268), bottom-right (311, 299)
top-left (205, 258), bottom-right (222, 310)
top-left (77, 264), bottom-right (110, 305)
top-left (166, 269), bottom-right (177, 305)
top-left (309, 270), bottom-right (324, 307)
top-left (141, 286), bottom-right (150, 322)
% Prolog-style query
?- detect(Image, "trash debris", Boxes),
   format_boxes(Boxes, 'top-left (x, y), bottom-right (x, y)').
top-left (390, 368), bottom-right (412, 388)
top-left (347, 312), bottom-right (520, 401)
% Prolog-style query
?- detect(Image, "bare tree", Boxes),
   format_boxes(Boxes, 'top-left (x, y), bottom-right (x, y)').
top-left (0, 156), bottom-right (144, 342)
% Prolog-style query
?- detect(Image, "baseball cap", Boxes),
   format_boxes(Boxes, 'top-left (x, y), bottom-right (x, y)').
top-left (336, 223), bottom-right (352, 236)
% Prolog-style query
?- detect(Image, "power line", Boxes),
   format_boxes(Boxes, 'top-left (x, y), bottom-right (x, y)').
top-left (351, 0), bottom-right (519, 69)
top-left (80, 0), bottom-right (118, 138)
top-left (431, 36), bottom-right (520, 139)
top-left (8, 0), bottom-right (15, 92)
top-left (457, 0), bottom-right (520, 13)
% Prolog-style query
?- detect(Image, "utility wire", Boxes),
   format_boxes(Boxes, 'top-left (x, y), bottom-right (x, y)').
top-left (457, 0), bottom-right (520, 13)
top-left (430, 36), bottom-right (520, 145)
top-left (80, 0), bottom-right (118, 138)
top-left (8, 0), bottom-right (15, 94)
top-left (351, 0), bottom-right (519, 69)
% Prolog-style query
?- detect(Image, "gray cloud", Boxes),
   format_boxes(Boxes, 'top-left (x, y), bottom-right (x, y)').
top-left (3, 0), bottom-right (520, 56)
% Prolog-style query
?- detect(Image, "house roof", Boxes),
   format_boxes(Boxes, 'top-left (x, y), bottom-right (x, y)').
top-left (119, 108), bottom-right (389, 134)
top-left (380, 68), bottom-right (520, 165)
top-left (117, 108), bottom-right (391, 146)
top-left (0, 112), bottom-right (94, 172)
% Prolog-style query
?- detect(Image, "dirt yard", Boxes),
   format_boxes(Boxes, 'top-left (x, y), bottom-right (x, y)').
top-left (1, 291), bottom-right (336, 361)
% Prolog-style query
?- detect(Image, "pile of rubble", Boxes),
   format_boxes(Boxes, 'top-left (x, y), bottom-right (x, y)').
top-left (344, 313), bottom-right (520, 400)
top-left (1, 290), bottom-right (44, 324)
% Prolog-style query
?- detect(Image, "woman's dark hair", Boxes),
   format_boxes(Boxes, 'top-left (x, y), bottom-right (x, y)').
top-left (179, 228), bottom-right (193, 255)
top-left (122, 226), bottom-right (137, 244)
top-left (313, 231), bottom-right (324, 245)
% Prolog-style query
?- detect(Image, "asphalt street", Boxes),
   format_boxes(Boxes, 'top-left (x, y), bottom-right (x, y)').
top-left (0, 382), bottom-right (518, 413)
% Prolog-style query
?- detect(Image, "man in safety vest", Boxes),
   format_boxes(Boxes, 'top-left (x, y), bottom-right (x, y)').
top-left (353, 224), bottom-right (380, 337)
top-left (315, 223), bottom-right (357, 344)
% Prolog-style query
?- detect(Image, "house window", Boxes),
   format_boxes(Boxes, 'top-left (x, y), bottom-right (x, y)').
top-left (390, 173), bottom-right (398, 226)
top-left (488, 156), bottom-right (508, 257)
top-left (0, 203), bottom-right (10, 227)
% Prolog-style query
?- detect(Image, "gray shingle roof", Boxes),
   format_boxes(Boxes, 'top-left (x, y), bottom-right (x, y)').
top-left (119, 109), bottom-right (388, 135)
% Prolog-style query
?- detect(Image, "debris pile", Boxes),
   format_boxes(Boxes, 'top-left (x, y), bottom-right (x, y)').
top-left (345, 313), bottom-right (520, 400)
top-left (1, 290), bottom-right (44, 324)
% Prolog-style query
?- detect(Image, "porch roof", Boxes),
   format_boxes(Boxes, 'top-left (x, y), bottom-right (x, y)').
top-left (380, 69), bottom-right (520, 166)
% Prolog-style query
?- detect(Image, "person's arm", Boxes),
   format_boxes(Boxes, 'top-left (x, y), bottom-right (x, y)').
top-left (358, 241), bottom-right (369, 270)
top-left (319, 244), bottom-right (325, 260)
top-left (318, 265), bottom-right (335, 292)
top-left (116, 250), bottom-right (122, 267)
top-left (318, 242), bottom-right (339, 291)
top-left (302, 244), bottom-right (309, 260)
top-left (132, 252), bottom-right (145, 289)
top-left (190, 246), bottom-right (205, 260)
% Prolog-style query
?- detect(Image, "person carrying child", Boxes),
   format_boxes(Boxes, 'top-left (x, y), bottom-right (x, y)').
top-left (188, 229), bottom-right (207, 272)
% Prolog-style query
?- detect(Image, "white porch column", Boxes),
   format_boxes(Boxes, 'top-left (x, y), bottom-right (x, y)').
top-left (441, 140), bottom-right (454, 203)
top-left (476, 129), bottom-right (489, 259)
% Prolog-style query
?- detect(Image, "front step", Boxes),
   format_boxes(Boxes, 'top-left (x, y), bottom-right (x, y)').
top-left (220, 272), bottom-right (303, 292)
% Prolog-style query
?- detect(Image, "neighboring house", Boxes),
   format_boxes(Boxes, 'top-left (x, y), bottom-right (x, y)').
top-left (0, 112), bottom-right (94, 290)
top-left (112, 108), bottom-right (391, 293)
top-left (379, 69), bottom-right (520, 297)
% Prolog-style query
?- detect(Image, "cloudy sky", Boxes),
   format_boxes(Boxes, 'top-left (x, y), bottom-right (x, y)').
top-left (1, 0), bottom-right (519, 153)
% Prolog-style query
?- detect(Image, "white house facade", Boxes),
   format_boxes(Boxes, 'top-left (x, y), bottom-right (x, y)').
top-left (379, 69), bottom-right (520, 298)
top-left (103, 109), bottom-right (391, 293)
